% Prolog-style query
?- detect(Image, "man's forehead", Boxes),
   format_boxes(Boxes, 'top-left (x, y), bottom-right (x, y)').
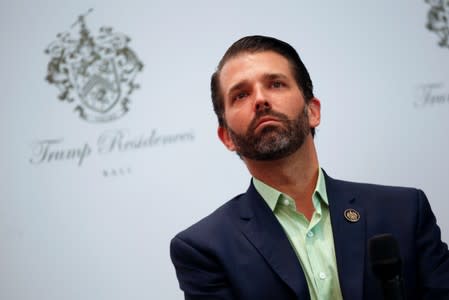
top-left (221, 50), bottom-right (289, 71)
top-left (219, 51), bottom-right (293, 89)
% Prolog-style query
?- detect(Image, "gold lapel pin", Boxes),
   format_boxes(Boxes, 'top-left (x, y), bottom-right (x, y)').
top-left (344, 208), bottom-right (360, 223)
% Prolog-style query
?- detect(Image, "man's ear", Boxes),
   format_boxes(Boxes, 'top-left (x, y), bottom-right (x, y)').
top-left (307, 97), bottom-right (321, 128)
top-left (218, 126), bottom-right (236, 151)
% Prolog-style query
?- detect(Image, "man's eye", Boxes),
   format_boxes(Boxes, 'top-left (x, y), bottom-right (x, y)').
top-left (271, 81), bottom-right (284, 88)
top-left (233, 92), bottom-right (248, 101)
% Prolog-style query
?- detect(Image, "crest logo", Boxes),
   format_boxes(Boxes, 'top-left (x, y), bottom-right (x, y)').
top-left (425, 0), bottom-right (449, 48)
top-left (45, 9), bottom-right (144, 122)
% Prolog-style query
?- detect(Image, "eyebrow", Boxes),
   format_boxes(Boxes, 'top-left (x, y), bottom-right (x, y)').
top-left (227, 82), bottom-right (248, 98)
top-left (226, 73), bottom-right (289, 97)
top-left (264, 73), bottom-right (289, 81)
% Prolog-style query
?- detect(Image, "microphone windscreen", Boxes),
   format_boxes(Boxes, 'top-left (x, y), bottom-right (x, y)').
top-left (368, 233), bottom-right (402, 281)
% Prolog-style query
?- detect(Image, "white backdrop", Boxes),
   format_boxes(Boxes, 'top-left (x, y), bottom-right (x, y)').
top-left (1, 1), bottom-right (448, 299)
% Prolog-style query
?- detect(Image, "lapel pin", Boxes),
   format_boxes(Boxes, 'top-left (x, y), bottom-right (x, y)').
top-left (344, 208), bottom-right (360, 223)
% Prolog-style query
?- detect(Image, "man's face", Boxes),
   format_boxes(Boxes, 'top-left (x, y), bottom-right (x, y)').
top-left (217, 51), bottom-right (320, 161)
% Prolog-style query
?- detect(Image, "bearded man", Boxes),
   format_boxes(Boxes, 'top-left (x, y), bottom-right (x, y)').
top-left (170, 35), bottom-right (449, 300)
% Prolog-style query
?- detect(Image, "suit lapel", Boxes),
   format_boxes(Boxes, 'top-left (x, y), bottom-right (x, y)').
top-left (238, 182), bottom-right (310, 300)
top-left (325, 172), bottom-right (366, 300)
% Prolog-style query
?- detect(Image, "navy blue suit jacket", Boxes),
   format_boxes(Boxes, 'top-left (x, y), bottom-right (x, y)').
top-left (170, 173), bottom-right (449, 299)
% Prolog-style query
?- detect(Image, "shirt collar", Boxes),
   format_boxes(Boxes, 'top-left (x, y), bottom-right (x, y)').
top-left (315, 168), bottom-right (329, 206)
top-left (253, 167), bottom-right (328, 212)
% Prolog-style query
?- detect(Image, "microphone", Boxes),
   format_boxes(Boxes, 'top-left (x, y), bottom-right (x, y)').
top-left (368, 234), bottom-right (405, 300)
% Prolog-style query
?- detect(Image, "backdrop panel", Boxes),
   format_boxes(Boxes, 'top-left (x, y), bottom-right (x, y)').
top-left (1, 1), bottom-right (448, 299)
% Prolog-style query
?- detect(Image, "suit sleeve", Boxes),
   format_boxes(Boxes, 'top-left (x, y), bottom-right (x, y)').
top-left (415, 189), bottom-right (449, 298)
top-left (170, 235), bottom-right (236, 300)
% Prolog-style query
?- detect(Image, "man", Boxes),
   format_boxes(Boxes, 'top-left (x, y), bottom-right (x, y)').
top-left (170, 35), bottom-right (449, 299)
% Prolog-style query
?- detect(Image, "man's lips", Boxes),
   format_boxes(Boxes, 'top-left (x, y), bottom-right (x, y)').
top-left (255, 116), bottom-right (281, 129)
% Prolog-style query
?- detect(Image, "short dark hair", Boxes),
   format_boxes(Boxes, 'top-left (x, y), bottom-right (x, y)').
top-left (210, 35), bottom-right (315, 135)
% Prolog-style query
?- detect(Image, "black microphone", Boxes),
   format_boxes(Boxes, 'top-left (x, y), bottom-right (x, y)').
top-left (368, 234), bottom-right (405, 300)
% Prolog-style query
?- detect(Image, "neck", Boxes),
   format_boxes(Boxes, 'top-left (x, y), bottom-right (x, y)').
top-left (244, 136), bottom-right (319, 219)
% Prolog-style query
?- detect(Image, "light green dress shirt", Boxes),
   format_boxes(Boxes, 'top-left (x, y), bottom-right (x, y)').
top-left (253, 168), bottom-right (343, 300)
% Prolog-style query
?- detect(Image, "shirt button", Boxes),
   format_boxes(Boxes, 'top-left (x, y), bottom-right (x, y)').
top-left (283, 199), bottom-right (289, 206)
top-left (319, 272), bottom-right (327, 280)
top-left (307, 231), bottom-right (314, 238)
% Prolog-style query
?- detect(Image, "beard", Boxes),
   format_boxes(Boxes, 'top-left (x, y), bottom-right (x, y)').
top-left (226, 106), bottom-right (311, 161)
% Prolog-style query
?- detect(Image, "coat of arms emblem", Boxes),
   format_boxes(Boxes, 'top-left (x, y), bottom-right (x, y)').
top-left (425, 0), bottom-right (449, 48)
top-left (45, 9), bottom-right (143, 122)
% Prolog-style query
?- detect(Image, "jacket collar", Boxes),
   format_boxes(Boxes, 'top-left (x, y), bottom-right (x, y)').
top-left (237, 181), bottom-right (311, 300)
top-left (324, 171), bottom-right (366, 300)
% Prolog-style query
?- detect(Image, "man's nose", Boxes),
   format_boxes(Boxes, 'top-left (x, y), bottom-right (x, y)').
top-left (255, 100), bottom-right (271, 113)
top-left (254, 87), bottom-right (271, 113)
